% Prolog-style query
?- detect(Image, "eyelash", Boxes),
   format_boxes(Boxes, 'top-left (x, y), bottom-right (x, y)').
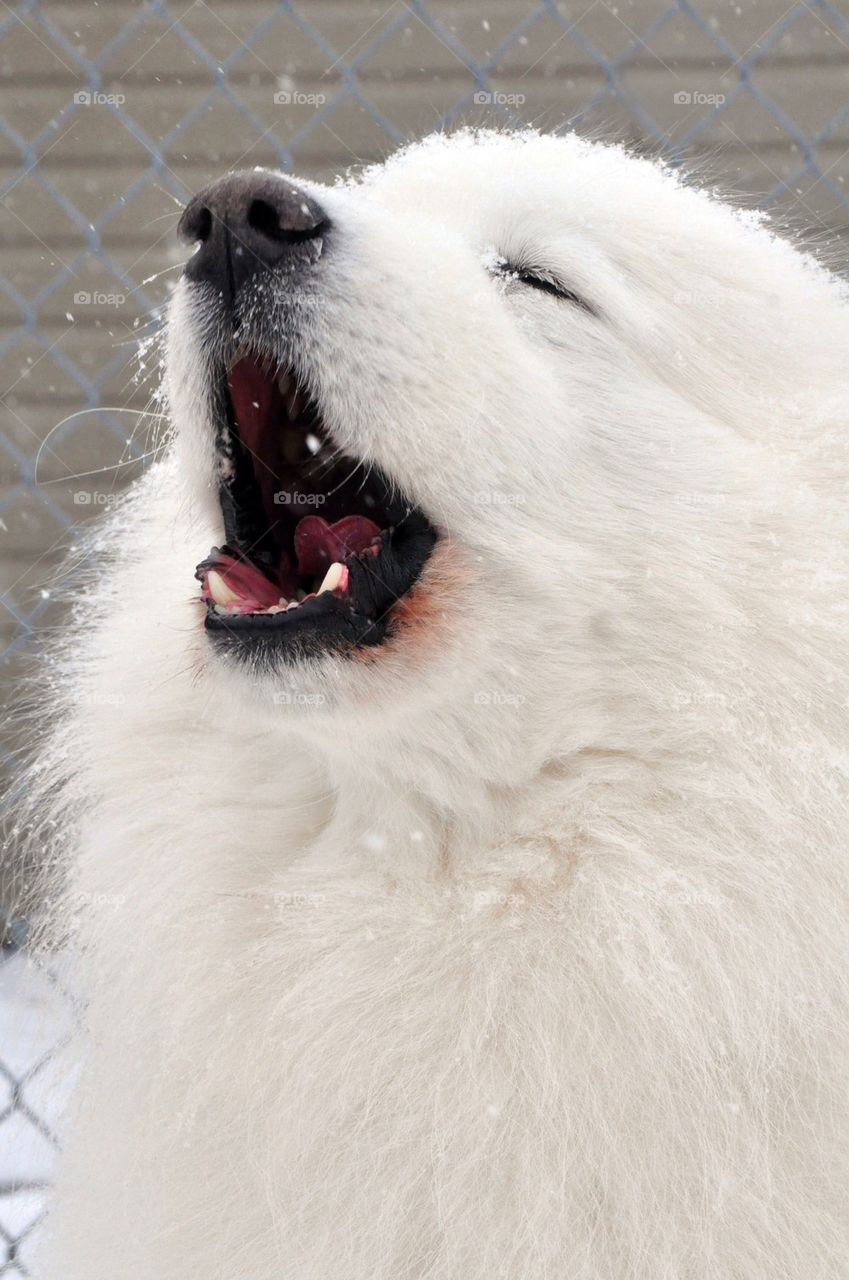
top-left (498, 261), bottom-right (596, 315)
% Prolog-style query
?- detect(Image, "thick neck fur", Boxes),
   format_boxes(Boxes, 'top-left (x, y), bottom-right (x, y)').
top-left (26, 131), bottom-right (849, 1279)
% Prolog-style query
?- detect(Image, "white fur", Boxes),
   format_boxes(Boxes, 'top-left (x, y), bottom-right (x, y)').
top-left (28, 131), bottom-right (849, 1278)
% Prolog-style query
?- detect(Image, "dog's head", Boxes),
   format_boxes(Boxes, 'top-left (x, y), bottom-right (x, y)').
top-left (165, 130), bottom-right (846, 769)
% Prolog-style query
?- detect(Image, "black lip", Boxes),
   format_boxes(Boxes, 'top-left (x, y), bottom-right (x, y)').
top-left (204, 512), bottom-right (436, 652)
top-left (202, 366), bottom-right (437, 664)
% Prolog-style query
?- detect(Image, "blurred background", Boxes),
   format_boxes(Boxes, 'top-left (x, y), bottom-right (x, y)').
top-left (2, 0), bottom-right (849, 1274)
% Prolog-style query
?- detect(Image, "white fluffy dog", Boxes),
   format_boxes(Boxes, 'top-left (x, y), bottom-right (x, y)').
top-left (30, 130), bottom-right (849, 1278)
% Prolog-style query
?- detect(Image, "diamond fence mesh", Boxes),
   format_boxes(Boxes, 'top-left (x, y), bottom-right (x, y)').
top-left (2, 0), bottom-right (849, 1273)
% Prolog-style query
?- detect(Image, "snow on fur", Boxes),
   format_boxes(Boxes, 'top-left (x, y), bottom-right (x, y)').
top-left (25, 130), bottom-right (849, 1279)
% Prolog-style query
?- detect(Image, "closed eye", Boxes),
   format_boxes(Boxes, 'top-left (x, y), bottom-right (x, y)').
top-left (495, 258), bottom-right (597, 316)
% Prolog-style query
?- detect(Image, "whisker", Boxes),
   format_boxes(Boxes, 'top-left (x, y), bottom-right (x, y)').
top-left (36, 446), bottom-right (167, 485)
top-left (33, 408), bottom-right (169, 486)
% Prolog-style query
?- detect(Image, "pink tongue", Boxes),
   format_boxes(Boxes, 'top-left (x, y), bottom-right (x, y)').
top-left (294, 515), bottom-right (381, 576)
top-left (198, 552), bottom-right (282, 612)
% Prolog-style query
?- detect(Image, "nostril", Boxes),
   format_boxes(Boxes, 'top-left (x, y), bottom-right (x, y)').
top-left (195, 206), bottom-right (213, 242)
top-left (247, 198), bottom-right (283, 240)
top-left (246, 195), bottom-right (326, 244)
top-left (193, 206), bottom-right (212, 243)
top-left (180, 203), bottom-right (212, 245)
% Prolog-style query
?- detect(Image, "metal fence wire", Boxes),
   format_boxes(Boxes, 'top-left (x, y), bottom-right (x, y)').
top-left (3, 0), bottom-right (849, 1274)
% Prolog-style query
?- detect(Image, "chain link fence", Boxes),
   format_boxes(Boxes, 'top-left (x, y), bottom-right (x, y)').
top-left (2, 0), bottom-right (849, 1273)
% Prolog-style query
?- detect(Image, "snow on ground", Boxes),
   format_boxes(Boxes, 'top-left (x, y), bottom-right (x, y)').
top-left (0, 946), bottom-right (77, 1278)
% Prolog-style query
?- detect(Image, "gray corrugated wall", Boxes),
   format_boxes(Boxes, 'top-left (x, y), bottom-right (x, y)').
top-left (3, 0), bottom-right (849, 914)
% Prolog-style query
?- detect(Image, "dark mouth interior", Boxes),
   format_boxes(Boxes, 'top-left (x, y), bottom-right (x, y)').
top-left (195, 355), bottom-right (436, 650)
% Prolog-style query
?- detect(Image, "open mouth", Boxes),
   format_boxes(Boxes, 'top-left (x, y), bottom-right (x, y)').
top-left (195, 355), bottom-right (437, 658)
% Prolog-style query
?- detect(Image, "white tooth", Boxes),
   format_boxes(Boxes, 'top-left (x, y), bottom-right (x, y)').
top-left (287, 600), bottom-right (299, 611)
top-left (317, 562), bottom-right (345, 595)
top-left (207, 570), bottom-right (239, 606)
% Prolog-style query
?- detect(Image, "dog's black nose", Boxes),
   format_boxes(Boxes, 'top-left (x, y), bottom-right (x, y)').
top-left (178, 169), bottom-right (328, 303)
